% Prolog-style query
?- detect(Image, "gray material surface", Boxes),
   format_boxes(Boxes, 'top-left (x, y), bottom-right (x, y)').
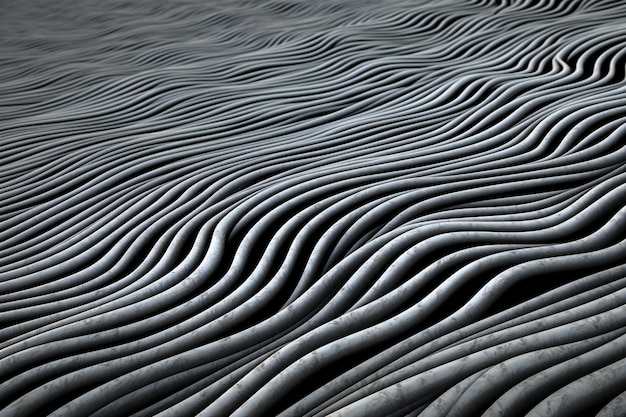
top-left (1, 0), bottom-right (626, 415)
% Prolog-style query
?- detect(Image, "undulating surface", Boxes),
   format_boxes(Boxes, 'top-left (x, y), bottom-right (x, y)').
top-left (2, 0), bottom-right (626, 415)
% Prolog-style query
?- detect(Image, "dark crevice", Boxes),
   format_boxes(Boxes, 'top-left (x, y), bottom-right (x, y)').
top-left (482, 256), bottom-right (626, 319)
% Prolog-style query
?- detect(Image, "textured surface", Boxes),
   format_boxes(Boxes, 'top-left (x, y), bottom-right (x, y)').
top-left (1, 0), bottom-right (626, 416)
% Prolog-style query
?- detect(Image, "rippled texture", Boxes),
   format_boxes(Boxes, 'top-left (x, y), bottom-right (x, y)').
top-left (2, 0), bottom-right (626, 416)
